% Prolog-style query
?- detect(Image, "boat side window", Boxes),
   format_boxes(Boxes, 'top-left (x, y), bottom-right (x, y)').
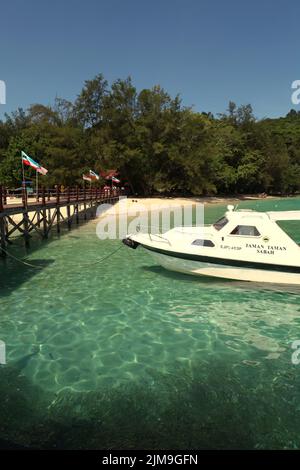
top-left (192, 239), bottom-right (215, 247)
top-left (213, 217), bottom-right (229, 231)
top-left (230, 225), bottom-right (260, 236)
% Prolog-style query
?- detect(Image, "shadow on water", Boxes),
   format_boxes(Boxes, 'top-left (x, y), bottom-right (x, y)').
top-left (0, 259), bottom-right (54, 298)
top-left (142, 266), bottom-right (300, 295)
top-left (1, 351), bottom-right (300, 449)
top-left (0, 439), bottom-right (28, 449)
top-left (142, 265), bottom-right (224, 285)
top-left (0, 206), bottom-right (97, 294)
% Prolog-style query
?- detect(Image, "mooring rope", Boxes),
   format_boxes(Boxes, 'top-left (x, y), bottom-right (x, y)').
top-left (83, 244), bottom-right (123, 266)
top-left (0, 244), bottom-right (124, 270)
top-left (0, 247), bottom-right (44, 269)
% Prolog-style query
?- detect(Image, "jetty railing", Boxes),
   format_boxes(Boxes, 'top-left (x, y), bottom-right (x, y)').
top-left (0, 185), bottom-right (123, 256)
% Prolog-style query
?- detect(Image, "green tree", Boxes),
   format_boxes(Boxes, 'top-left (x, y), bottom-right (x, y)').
top-left (74, 73), bottom-right (108, 128)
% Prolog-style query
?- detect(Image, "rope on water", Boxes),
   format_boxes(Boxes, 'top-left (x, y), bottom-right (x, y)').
top-left (0, 244), bottom-right (124, 270)
top-left (81, 244), bottom-right (123, 266)
top-left (0, 247), bottom-right (44, 269)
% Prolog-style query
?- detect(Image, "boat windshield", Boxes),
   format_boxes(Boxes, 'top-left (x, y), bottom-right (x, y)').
top-left (213, 216), bottom-right (229, 231)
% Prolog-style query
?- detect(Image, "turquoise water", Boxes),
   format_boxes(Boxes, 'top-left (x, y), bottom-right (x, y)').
top-left (1, 198), bottom-right (300, 449)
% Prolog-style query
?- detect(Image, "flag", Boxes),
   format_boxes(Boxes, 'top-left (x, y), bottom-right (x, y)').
top-left (89, 170), bottom-right (99, 181)
top-left (101, 169), bottom-right (118, 179)
top-left (22, 151), bottom-right (41, 171)
top-left (83, 174), bottom-right (92, 182)
top-left (21, 151), bottom-right (48, 175)
top-left (37, 166), bottom-right (48, 176)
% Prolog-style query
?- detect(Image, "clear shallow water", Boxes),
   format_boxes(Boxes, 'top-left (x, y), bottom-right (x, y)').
top-left (1, 198), bottom-right (300, 449)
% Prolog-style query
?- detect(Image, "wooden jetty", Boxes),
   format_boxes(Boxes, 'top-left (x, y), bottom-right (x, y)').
top-left (0, 186), bottom-right (122, 256)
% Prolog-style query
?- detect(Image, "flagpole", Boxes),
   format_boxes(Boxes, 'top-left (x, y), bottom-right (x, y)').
top-left (22, 156), bottom-right (25, 183)
top-left (21, 153), bottom-right (27, 209)
top-left (36, 170), bottom-right (39, 202)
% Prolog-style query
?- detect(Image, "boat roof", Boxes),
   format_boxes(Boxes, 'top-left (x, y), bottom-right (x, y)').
top-left (226, 207), bottom-right (300, 221)
top-left (267, 211), bottom-right (300, 221)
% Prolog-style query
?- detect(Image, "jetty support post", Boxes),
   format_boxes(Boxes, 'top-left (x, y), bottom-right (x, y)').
top-left (21, 181), bottom-right (27, 210)
top-left (46, 188), bottom-right (51, 224)
top-left (83, 186), bottom-right (87, 220)
top-left (37, 209), bottom-right (41, 228)
top-left (67, 187), bottom-right (71, 230)
top-left (22, 191), bottom-right (30, 248)
top-left (42, 188), bottom-right (48, 238)
top-left (0, 186), bottom-right (7, 257)
top-left (56, 186), bottom-right (60, 234)
top-left (36, 188), bottom-right (41, 228)
top-left (76, 186), bottom-right (79, 224)
top-left (90, 189), bottom-right (94, 215)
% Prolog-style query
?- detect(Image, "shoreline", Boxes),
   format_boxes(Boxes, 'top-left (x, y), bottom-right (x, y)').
top-left (98, 194), bottom-right (284, 218)
top-left (131, 194), bottom-right (278, 204)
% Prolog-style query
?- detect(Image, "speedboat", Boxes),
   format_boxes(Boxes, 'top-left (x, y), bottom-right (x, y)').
top-left (122, 205), bottom-right (300, 284)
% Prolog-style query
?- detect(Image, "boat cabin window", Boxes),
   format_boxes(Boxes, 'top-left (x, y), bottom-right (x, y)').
top-left (192, 239), bottom-right (215, 247)
top-left (230, 225), bottom-right (260, 236)
top-left (213, 217), bottom-right (228, 231)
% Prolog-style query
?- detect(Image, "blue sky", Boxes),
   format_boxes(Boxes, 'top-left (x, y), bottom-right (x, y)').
top-left (0, 0), bottom-right (299, 119)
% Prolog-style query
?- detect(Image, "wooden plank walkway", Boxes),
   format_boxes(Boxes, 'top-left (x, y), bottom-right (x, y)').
top-left (0, 186), bottom-right (121, 256)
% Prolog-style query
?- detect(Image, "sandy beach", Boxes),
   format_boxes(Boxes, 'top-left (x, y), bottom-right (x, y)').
top-left (100, 194), bottom-right (278, 216)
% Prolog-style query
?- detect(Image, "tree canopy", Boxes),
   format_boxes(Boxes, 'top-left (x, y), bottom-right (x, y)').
top-left (0, 73), bottom-right (299, 195)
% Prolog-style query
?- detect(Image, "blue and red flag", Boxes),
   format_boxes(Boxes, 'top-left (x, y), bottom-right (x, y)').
top-left (21, 151), bottom-right (48, 175)
top-left (89, 170), bottom-right (99, 181)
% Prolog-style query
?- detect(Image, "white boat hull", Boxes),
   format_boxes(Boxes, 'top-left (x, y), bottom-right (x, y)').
top-left (147, 249), bottom-right (300, 285)
top-left (123, 205), bottom-right (300, 285)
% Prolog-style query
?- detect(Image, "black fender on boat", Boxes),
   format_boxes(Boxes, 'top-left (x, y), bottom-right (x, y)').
top-left (122, 237), bottom-right (140, 249)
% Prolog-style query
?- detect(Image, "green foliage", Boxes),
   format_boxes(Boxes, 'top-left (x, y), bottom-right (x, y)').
top-left (74, 73), bottom-right (108, 128)
top-left (0, 73), bottom-right (299, 195)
